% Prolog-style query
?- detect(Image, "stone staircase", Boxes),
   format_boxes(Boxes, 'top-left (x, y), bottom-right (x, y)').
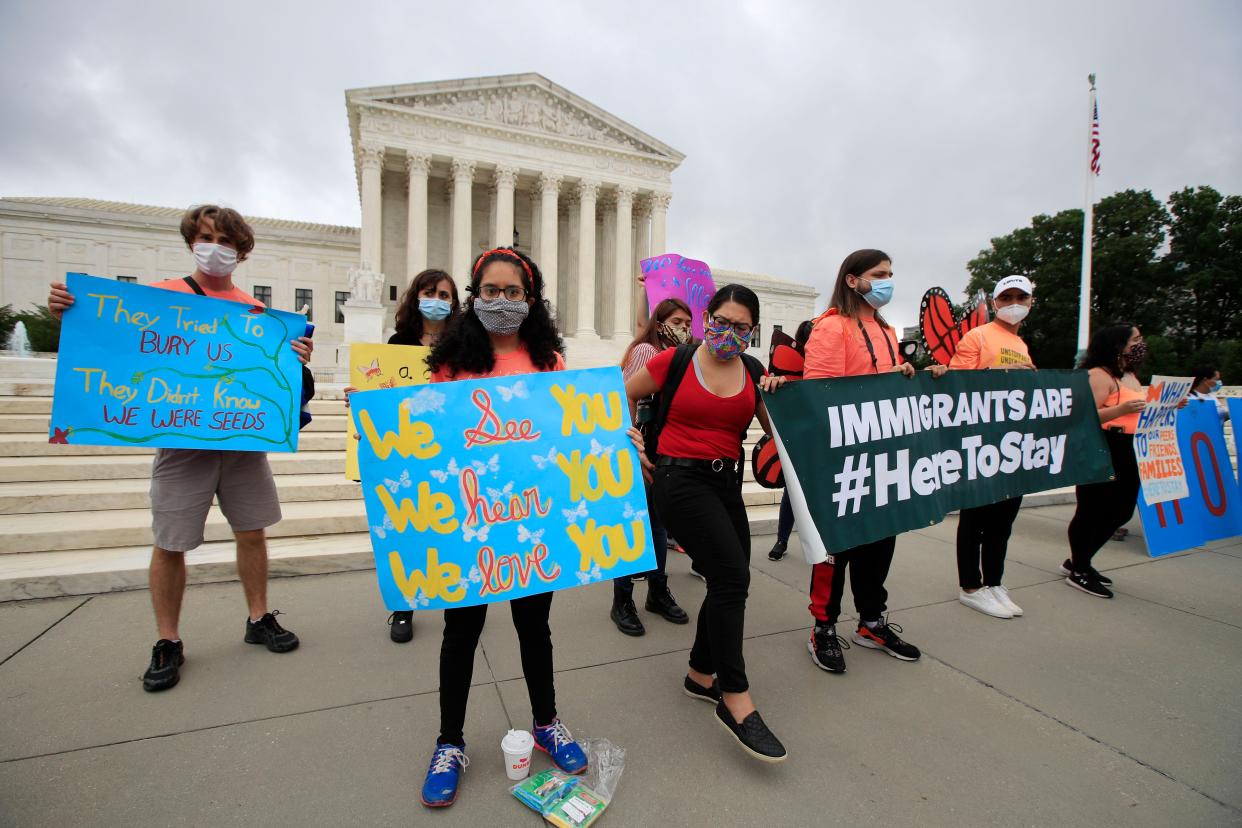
top-left (0, 390), bottom-right (781, 601)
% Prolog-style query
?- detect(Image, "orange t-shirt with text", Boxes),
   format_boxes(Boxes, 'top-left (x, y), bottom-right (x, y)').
top-left (948, 322), bottom-right (1033, 370)
top-left (803, 313), bottom-right (901, 379)
top-left (152, 277), bottom-right (263, 307)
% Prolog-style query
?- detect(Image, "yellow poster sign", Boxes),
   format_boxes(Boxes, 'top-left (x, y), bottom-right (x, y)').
top-left (346, 343), bottom-right (431, 480)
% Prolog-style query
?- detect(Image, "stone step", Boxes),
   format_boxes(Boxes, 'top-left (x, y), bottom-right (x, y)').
top-left (0, 396), bottom-right (346, 416)
top-left (0, 450), bottom-right (348, 482)
top-left (0, 498), bottom-right (370, 555)
top-left (0, 431), bottom-right (343, 457)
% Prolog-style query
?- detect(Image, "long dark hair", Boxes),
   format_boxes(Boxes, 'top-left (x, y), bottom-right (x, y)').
top-left (1079, 323), bottom-right (1137, 377)
top-left (621, 297), bottom-right (692, 368)
top-left (394, 269), bottom-right (459, 341)
top-left (426, 247), bottom-right (564, 376)
top-left (828, 248), bottom-right (891, 328)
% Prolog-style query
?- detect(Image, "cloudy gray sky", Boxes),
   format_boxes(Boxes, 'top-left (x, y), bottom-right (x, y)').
top-left (2, 0), bottom-right (1239, 329)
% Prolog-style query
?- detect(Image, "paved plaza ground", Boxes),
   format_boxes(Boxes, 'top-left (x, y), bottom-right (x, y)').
top-left (2, 505), bottom-right (1240, 827)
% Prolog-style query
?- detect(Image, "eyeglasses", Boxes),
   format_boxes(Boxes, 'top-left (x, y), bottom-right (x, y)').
top-left (709, 315), bottom-right (753, 336)
top-left (477, 285), bottom-right (528, 301)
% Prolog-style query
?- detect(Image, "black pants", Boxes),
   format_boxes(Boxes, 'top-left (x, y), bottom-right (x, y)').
top-left (438, 592), bottom-right (556, 746)
top-left (776, 490), bottom-right (794, 544)
top-left (956, 497), bottom-right (1023, 589)
top-left (653, 464), bottom-right (751, 693)
top-left (1068, 430), bottom-right (1140, 572)
top-left (808, 536), bottom-right (896, 625)
top-left (614, 482), bottom-right (668, 601)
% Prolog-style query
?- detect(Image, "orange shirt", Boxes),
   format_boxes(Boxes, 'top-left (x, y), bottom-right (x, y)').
top-left (949, 322), bottom-right (1033, 370)
top-left (803, 313), bottom-right (901, 379)
top-left (153, 276), bottom-right (263, 306)
top-left (1099, 375), bottom-right (1144, 434)
top-left (431, 347), bottom-right (564, 382)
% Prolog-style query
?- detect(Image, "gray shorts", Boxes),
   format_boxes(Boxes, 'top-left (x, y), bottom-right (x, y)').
top-left (150, 449), bottom-right (282, 552)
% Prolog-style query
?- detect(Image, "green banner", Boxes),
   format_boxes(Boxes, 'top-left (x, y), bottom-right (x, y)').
top-left (762, 370), bottom-right (1113, 560)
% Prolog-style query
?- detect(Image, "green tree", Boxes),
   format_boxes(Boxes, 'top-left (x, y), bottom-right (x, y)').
top-left (15, 306), bottom-right (61, 353)
top-left (1165, 186), bottom-right (1242, 348)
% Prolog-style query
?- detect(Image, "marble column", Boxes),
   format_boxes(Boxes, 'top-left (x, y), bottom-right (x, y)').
top-left (574, 179), bottom-right (600, 339)
top-left (405, 153), bottom-right (431, 283)
top-left (529, 191), bottom-right (542, 270)
top-left (649, 191), bottom-right (671, 257)
top-left (450, 159), bottom-right (476, 281)
top-left (633, 200), bottom-right (652, 322)
top-left (492, 166), bottom-right (518, 248)
top-left (613, 186), bottom-right (635, 339)
top-left (538, 173), bottom-right (562, 307)
top-left (560, 197), bottom-right (576, 330)
top-left (358, 143), bottom-right (384, 270)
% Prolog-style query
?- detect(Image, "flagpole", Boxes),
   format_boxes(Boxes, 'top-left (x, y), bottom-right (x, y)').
top-left (1076, 74), bottom-right (1097, 360)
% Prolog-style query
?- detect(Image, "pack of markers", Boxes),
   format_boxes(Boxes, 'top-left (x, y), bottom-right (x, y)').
top-left (511, 770), bottom-right (608, 828)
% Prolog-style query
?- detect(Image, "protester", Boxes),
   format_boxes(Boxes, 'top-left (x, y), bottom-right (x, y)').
top-left (948, 275), bottom-right (1036, 619)
top-left (609, 298), bottom-right (693, 637)
top-left (626, 283), bottom-right (789, 763)
top-left (1062, 324), bottom-right (1148, 598)
top-left (1188, 365), bottom-right (1230, 422)
top-left (47, 204), bottom-right (314, 692)
top-left (418, 247), bottom-right (593, 808)
top-left (767, 319), bottom-right (815, 562)
top-left (801, 249), bottom-right (945, 674)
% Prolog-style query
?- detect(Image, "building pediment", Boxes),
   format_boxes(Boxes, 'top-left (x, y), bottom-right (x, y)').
top-left (347, 74), bottom-right (684, 162)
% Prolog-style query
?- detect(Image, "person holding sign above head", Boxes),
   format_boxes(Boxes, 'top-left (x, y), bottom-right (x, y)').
top-left (800, 249), bottom-right (946, 674)
top-left (46, 204), bottom-right (315, 692)
top-left (418, 247), bottom-right (592, 808)
top-left (626, 284), bottom-right (790, 763)
top-left (608, 298), bottom-right (693, 637)
top-left (1062, 324), bottom-right (1149, 599)
top-left (948, 275), bottom-right (1035, 620)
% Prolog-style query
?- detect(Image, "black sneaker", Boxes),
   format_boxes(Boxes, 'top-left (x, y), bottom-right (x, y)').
top-left (1065, 571), bottom-right (1113, 599)
top-left (142, 639), bottom-right (184, 692)
top-left (768, 540), bottom-right (788, 562)
top-left (389, 611), bottom-right (414, 643)
top-left (245, 610), bottom-right (300, 653)
top-left (610, 600), bottom-right (646, 636)
top-left (683, 675), bottom-right (722, 704)
top-left (853, 618), bottom-right (920, 661)
top-left (1059, 558), bottom-right (1112, 586)
top-left (808, 624), bottom-right (849, 673)
top-left (645, 585), bottom-right (689, 624)
top-left (714, 701), bottom-right (787, 763)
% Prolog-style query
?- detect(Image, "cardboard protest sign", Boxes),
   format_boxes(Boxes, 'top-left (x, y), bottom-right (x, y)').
top-left (345, 343), bottom-right (430, 480)
top-left (1136, 400), bottom-right (1242, 556)
top-left (763, 370), bottom-right (1113, 562)
top-left (1133, 375), bottom-right (1194, 504)
top-left (50, 272), bottom-right (306, 452)
top-left (640, 254), bottom-right (715, 340)
top-left (350, 367), bottom-right (656, 611)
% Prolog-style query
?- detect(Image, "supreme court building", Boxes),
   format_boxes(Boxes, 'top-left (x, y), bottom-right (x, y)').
top-left (0, 74), bottom-right (816, 369)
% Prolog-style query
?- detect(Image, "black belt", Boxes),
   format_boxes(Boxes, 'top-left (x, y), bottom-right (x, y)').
top-left (657, 456), bottom-right (739, 473)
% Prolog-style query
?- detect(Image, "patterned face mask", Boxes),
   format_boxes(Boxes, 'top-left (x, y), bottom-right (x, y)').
top-left (1122, 341), bottom-right (1148, 368)
top-left (703, 319), bottom-right (751, 360)
top-left (659, 321), bottom-right (691, 345)
top-left (473, 296), bottom-right (529, 336)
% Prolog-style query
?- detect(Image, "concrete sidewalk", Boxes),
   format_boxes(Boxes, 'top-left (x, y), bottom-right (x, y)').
top-left (1, 506), bottom-right (1239, 827)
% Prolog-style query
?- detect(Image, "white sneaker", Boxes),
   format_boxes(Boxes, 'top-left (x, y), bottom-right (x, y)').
top-left (959, 587), bottom-right (1012, 619)
top-left (990, 585), bottom-right (1024, 617)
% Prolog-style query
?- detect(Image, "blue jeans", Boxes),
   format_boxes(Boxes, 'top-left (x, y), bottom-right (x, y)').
top-left (614, 482), bottom-right (668, 600)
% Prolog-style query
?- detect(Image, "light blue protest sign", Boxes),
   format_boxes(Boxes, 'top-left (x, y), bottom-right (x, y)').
top-left (50, 272), bottom-right (306, 452)
top-left (1137, 401), bottom-right (1242, 557)
top-left (350, 367), bottom-right (656, 610)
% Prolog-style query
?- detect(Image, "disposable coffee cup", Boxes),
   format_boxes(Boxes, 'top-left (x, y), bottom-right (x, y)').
top-left (501, 728), bottom-right (535, 780)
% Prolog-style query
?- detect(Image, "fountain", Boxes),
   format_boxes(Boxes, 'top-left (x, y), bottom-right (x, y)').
top-left (6, 321), bottom-right (31, 357)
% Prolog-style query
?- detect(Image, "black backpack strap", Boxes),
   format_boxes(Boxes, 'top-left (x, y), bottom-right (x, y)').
top-left (736, 353), bottom-right (767, 487)
top-left (182, 276), bottom-right (207, 296)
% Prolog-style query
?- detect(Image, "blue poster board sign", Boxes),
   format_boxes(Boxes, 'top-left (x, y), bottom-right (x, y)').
top-left (350, 367), bottom-right (657, 610)
top-left (50, 272), bottom-right (306, 452)
top-left (1137, 401), bottom-right (1242, 556)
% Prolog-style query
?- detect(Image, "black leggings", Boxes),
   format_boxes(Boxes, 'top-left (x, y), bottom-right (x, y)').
top-left (438, 592), bottom-right (556, 746)
top-left (614, 482), bottom-right (668, 600)
top-left (652, 464), bottom-right (751, 693)
top-left (1068, 430), bottom-right (1140, 572)
top-left (956, 497), bottom-right (1023, 589)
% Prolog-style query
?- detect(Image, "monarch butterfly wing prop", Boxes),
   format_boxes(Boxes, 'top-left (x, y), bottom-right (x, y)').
top-left (767, 329), bottom-right (805, 378)
top-left (963, 296), bottom-right (990, 334)
top-left (920, 287), bottom-right (962, 365)
top-left (751, 434), bottom-right (785, 489)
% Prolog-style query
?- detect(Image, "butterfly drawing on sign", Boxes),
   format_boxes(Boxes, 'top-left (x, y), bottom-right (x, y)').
top-left (623, 502), bottom-right (648, 521)
top-left (919, 287), bottom-right (990, 366)
top-left (372, 514), bottom-right (394, 540)
top-left (467, 565), bottom-right (483, 584)
top-left (486, 482), bottom-right (514, 501)
top-left (471, 454), bottom-right (501, 476)
top-left (463, 523), bottom-right (491, 542)
top-left (562, 500), bottom-right (589, 524)
top-left (531, 446), bottom-right (560, 470)
top-left (406, 591), bottom-right (430, 609)
top-left (496, 379), bottom-right (529, 402)
top-left (517, 525), bottom-right (545, 544)
top-left (384, 469), bottom-right (412, 493)
top-left (377, 376), bottom-right (396, 390)
top-left (575, 563), bottom-right (603, 585)
top-left (357, 358), bottom-right (383, 381)
top-left (588, 438), bottom-right (613, 457)
top-left (430, 458), bottom-right (461, 483)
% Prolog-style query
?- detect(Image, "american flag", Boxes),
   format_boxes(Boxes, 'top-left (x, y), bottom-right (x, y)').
top-left (1089, 100), bottom-right (1101, 176)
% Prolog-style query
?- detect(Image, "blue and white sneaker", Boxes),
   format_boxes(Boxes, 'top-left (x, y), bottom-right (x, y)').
top-left (533, 718), bottom-right (589, 775)
top-left (421, 742), bottom-right (469, 808)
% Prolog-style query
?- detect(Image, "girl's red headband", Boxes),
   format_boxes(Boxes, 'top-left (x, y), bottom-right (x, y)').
top-left (473, 249), bottom-right (534, 283)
